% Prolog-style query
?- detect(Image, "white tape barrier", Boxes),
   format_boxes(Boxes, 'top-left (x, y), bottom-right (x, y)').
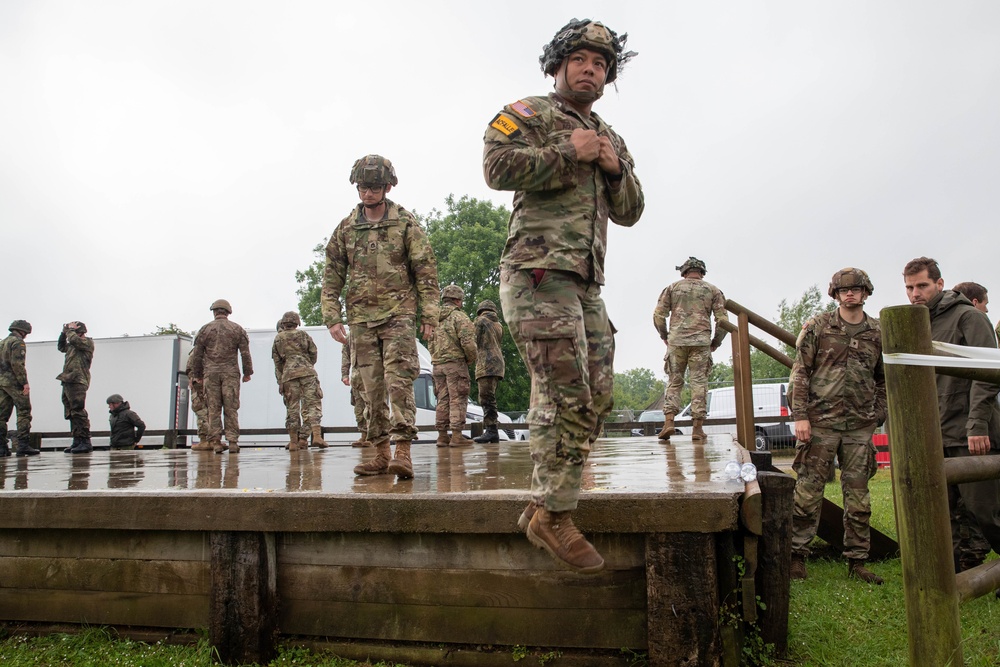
top-left (883, 341), bottom-right (1000, 369)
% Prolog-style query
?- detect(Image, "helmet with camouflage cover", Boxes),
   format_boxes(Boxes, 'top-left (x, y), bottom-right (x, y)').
top-left (828, 267), bottom-right (874, 299)
top-left (280, 311), bottom-right (301, 328)
top-left (106, 393), bottom-right (124, 405)
top-left (676, 257), bottom-right (707, 277)
top-left (349, 154), bottom-right (398, 187)
top-left (441, 284), bottom-right (465, 302)
top-left (210, 299), bottom-right (232, 314)
top-left (476, 299), bottom-right (498, 315)
top-left (8, 320), bottom-right (31, 335)
top-left (540, 19), bottom-right (636, 85)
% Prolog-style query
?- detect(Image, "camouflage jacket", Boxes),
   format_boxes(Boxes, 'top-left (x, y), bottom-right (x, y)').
top-left (653, 278), bottom-right (729, 347)
top-left (56, 331), bottom-right (94, 387)
top-left (474, 311), bottom-right (505, 380)
top-left (0, 334), bottom-right (28, 388)
top-left (272, 329), bottom-right (318, 383)
top-left (790, 310), bottom-right (886, 430)
top-left (321, 200), bottom-right (440, 328)
top-left (340, 337), bottom-right (352, 380)
top-left (483, 94), bottom-right (644, 284)
top-left (190, 316), bottom-right (253, 378)
top-left (430, 304), bottom-right (477, 366)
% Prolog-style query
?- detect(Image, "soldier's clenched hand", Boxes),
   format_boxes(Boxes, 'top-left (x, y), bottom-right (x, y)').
top-left (570, 129), bottom-right (602, 163)
top-left (794, 419), bottom-right (811, 443)
top-left (596, 136), bottom-right (621, 175)
top-left (420, 323), bottom-right (435, 340)
top-left (328, 324), bottom-right (347, 344)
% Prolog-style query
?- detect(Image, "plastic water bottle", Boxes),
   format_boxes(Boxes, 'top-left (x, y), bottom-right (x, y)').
top-left (740, 462), bottom-right (758, 482)
top-left (724, 460), bottom-right (741, 479)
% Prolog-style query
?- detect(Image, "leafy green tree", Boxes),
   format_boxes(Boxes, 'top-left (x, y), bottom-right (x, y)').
top-left (613, 368), bottom-right (665, 412)
top-left (294, 242), bottom-right (326, 326)
top-left (150, 323), bottom-right (194, 337)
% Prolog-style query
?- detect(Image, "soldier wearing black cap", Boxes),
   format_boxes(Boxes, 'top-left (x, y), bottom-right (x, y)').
top-left (107, 394), bottom-right (146, 450)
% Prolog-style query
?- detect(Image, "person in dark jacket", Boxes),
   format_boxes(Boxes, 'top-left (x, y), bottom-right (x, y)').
top-left (904, 257), bottom-right (1000, 572)
top-left (107, 394), bottom-right (146, 450)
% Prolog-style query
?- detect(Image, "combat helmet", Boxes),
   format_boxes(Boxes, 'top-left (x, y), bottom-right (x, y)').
top-left (8, 320), bottom-right (32, 335)
top-left (210, 299), bottom-right (233, 314)
top-left (280, 311), bottom-right (301, 328)
top-left (106, 394), bottom-right (124, 405)
top-left (540, 19), bottom-right (636, 85)
top-left (676, 257), bottom-right (707, 277)
top-left (349, 154), bottom-right (398, 187)
top-left (441, 284), bottom-right (465, 302)
top-left (477, 299), bottom-right (498, 315)
top-left (828, 267), bottom-right (874, 298)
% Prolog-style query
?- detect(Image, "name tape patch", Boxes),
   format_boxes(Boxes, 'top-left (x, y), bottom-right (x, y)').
top-left (490, 114), bottom-right (520, 138)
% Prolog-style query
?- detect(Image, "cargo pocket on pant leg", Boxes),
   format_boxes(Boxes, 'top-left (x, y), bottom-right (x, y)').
top-left (520, 318), bottom-right (581, 427)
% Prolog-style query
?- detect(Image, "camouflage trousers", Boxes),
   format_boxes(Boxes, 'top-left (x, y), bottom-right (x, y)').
top-left (282, 375), bottom-right (323, 436)
top-left (61, 382), bottom-right (91, 438)
top-left (0, 384), bottom-right (32, 445)
top-left (350, 315), bottom-right (419, 443)
top-left (477, 375), bottom-right (501, 427)
top-left (190, 383), bottom-right (209, 442)
top-left (350, 364), bottom-right (369, 438)
top-left (204, 372), bottom-right (241, 444)
top-left (663, 345), bottom-right (712, 418)
top-left (433, 360), bottom-right (470, 431)
top-left (791, 425), bottom-right (877, 559)
top-left (945, 446), bottom-right (1000, 566)
top-left (500, 267), bottom-right (615, 512)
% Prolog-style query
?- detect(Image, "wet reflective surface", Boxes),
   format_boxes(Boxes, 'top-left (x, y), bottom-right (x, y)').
top-left (0, 435), bottom-right (745, 495)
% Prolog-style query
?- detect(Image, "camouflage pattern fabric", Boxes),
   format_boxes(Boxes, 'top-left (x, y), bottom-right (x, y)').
top-left (663, 346), bottom-right (712, 418)
top-left (483, 94), bottom-right (644, 285)
top-left (499, 267), bottom-right (615, 512)
top-left (321, 200), bottom-right (440, 328)
top-left (0, 334), bottom-right (29, 389)
top-left (186, 350), bottom-right (208, 443)
top-left (350, 315), bottom-right (420, 442)
top-left (272, 328), bottom-right (319, 382)
top-left (190, 317), bottom-right (253, 379)
top-left (273, 328), bottom-right (323, 436)
top-left (341, 339), bottom-right (369, 437)
top-left (205, 372), bottom-right (241, 444)
top-left (789, 311), bottom-right (886, 429)
top-left (652, 277), bottom-right (728, 348)
top-left (477, 375), bottom-right (500, 427)
top-left (474, 310), bottom-right (505, 380)
top-left (791, 425), bottom-right (877, 559)
top-left (433, 360), bottom-right (471, 431)
top-left (0, 385), bottom-right (31, 447)
top-left (282, 375), bottom-right (323, 434)
top-left (430, 303), bottom-right (477, 366)
top-left (61, 382), bottom-right (91, 438)
top-left (56, 331), bottom-right (94, 387)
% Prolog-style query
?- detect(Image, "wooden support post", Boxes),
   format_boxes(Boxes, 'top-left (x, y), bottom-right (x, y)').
top-left (646, 532), bottom-right (721, 667)
top-left (756, 470), bottom-right (794, 656)
top-left (734, 312), bottom-right (755, 448)
top-left (162, 429), bottom-right (177, 449)
top-left (881, 305), bottom-right (963, 667)
top-left (210, 532), bottom-right (278, 666)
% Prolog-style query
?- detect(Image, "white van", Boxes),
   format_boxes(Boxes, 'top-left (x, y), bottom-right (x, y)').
top-left (669, 382), bottom-right (794, 451)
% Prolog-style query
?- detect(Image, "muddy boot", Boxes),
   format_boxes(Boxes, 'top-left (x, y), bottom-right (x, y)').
top-left (790, 554), bottom-right (808, 580)
top-left (286, 427), bottom-right (300, 452)
top-left (473, 425), bottom-right (500, 443)
top-left (657, 414), bottom-right (675, 440)
top-left (311, 425), bottom-right (328, 449)
top-left (354, 439), bottom-right (391, 476)
top-left (517, 502), bottom-right (537, 532)
top-left (691, 418), bottom-right (707, 442)
top-left (435, 430), bottom-right (450, 447)
top-left (15, 437), bottom-right (39, 457)
top-left (848, 559), bottom-right (884, 585)
top-left (450, 430), bottom-right (475, 448)
top-left (527, 508), bottom-right (605, 574)
top-left (387, 439), bottom-right (414, 479)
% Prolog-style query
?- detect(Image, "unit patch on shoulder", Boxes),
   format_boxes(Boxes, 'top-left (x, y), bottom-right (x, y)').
top-left (509, 100), bottom-right (536, 118)
top-left (490, 113), bottom-right (521, 139)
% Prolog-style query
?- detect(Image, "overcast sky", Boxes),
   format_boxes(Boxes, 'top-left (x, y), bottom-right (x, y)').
top-left (3, 1), bottom-right (999, 377)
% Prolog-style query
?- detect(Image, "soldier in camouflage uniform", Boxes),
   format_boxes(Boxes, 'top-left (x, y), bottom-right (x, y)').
top-left (483, 19), bottom-right (643, 573)
top-left (430, 285), bottom-right (478, 447)
top-left (273, 311), bottom-right (327, 452)
top-left (0, 320), bottom-right (38, 457)
top-left (652, 257), bottom-right (728, 442)
top-left (473, 299), bottom-right (506, 444)
top-left (322, 154), bottom-right (440, 479)
top-left (340, 333), bottom-right (370, 448)
top-left (185, 349), bottom-right (211, 451)
top-left (275, 319), bottom-right (308, 449)
top-left (58, 321), bottom-right (95, 454)
top-left (190, 299), bottom-right (253, 454)
top-left (790, 268), bottom-right (886, 584)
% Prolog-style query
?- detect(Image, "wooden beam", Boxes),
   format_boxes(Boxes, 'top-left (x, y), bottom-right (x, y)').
top-left (209, 532), bottom-right (277, 666)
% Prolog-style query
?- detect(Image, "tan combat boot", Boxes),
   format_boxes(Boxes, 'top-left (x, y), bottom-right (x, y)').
top-left (387, 439), bottom-right (414, 479)
top-left (790, 554), bottom-right (808, 580)
top-left (657, 413), bottom-right (675, 440)
top-left (517, 502), bottom-right (537, 532)
top-left (450, 430), bottom-right (474, 447)
top-left (354, 439), bottom-right (391, 476)
top-left (436, 430), bottom-right (450, 447)
top-left (848, 559), bottom-right (884, 585)
top-left (351, 438), bottom-right (371, 448)
top-left (228, 441), bottom-right (240, 454)
top-left (287, 427), bottom-right (300, 452)
top-left (526, 508), bottom-right (605, 574)
top-left (311, 425), bottom-right (328, 449)
top-left (190, 439), bottom-right (212, 451)
top-left (691, 418), bottom-right (706, 442)
top-left (212, 440), bottom-right (227, 454)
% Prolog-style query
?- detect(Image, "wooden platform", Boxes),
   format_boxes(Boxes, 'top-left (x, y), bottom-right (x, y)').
top-left (0, 435), bottom-right (792, 667)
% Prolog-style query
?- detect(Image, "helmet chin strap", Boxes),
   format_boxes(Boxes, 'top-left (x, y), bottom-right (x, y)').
top-left (555, 83), bottom-right (603, 104)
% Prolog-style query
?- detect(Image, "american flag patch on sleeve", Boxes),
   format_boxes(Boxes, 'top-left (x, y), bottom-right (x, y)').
top-left (510, 100), bottom-right (536, 118)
